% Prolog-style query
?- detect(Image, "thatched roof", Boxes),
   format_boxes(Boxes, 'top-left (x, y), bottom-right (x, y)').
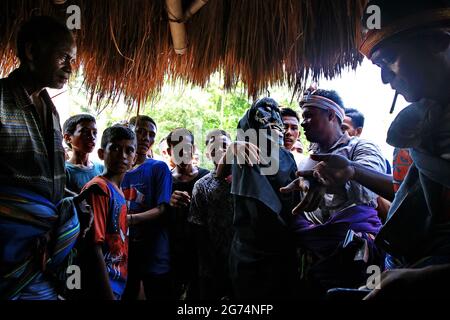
top-left (0, 0), bottom-right (368, 105)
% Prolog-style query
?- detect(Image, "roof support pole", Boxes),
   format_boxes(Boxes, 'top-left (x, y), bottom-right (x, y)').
top-left (166, 0), bottom-right (188, 55)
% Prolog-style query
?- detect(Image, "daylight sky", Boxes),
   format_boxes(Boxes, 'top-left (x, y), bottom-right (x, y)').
top-left (321, 58), bottom-right (409, 162)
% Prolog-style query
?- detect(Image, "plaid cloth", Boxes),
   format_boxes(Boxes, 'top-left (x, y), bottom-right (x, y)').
top-left (0, 70), bottom-right (65, 204)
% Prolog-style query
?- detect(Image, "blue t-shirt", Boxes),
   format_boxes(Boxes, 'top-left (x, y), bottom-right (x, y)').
top-left (65, 161), bottom-right (104, 194)
top-left (122, 159), bottom-right (172, 275)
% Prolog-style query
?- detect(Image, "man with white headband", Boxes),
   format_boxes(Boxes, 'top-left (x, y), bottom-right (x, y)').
top-left (301, 90), bottom-right (346, 124)
top-left (281, 89), bottom-right (387, 296)
top-left (295, 89), bottom-right (386, 219)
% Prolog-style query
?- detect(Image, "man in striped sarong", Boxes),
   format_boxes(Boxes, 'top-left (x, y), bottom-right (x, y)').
top-left (0, 16), bottom-right (83, 300)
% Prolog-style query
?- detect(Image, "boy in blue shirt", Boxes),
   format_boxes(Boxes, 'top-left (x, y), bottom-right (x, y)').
top-left (63, 114), bottom-right (104, 194)
top-left (122, 116), bottom-right (173, 300)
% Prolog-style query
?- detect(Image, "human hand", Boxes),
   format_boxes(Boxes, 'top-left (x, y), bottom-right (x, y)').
top-left (225, 141), bottom-right (260, 167)
top-left (170, 190), bottom-right (191, 208)
top-left (73, 196), bottom-right (93, 239)
top-left (280, 170), bottom-right (326, 214)
top-left (216, 141), bottom-right (260, 178)
top-left (309, 153), bottom-right (355, 187)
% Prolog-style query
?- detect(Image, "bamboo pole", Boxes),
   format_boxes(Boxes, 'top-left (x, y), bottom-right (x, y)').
top-left (184, 0), bottom-right (209, 21)
top-left (165, 0), bottom-right (187, 55)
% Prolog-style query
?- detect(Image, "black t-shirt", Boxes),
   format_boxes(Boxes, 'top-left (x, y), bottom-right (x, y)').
top-left (169, 167), bottom-right (209, 272)
top-left (172, 167), bottom-right (210, 197)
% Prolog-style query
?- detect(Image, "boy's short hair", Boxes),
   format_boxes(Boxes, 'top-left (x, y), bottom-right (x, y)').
top-left (101, 125), bottom-right (136, 149)
top-left (167, 128), bottom-right (195, 147)
top-left (128, 115), bottom-right (157, 130)
top-left (63, 114), bottom-right (96, 135)
top-left (62, 114), bottom-right (96, 149)
top-left (205, 129), bottom-right (231, 146)
top-left (16, 16), bottom-right (74, 62)
top-left (345, 107), bottom-right (365, 128)
top-left (280, 107), bottom-right (300, 122)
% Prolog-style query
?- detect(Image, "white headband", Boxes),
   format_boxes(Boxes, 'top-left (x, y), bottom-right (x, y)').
top-left (301, 94), bottom-right (345, 123)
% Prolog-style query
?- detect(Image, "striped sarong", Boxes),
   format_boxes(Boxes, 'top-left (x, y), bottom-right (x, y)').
top-left (0, 186), bottom-right (80, 300)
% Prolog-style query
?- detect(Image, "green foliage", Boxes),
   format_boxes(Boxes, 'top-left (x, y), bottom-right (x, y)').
top-left (142, 78), bottom-right (251, 169)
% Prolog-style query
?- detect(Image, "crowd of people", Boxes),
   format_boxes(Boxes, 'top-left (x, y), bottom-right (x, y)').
top-left (1, 0), bottom-right (449, 300)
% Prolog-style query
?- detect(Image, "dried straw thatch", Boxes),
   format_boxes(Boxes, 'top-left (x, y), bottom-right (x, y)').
top-left (0, 0), bottom-right (368, 105)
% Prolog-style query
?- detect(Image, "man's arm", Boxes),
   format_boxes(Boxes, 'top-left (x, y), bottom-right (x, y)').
top-left (128, 161), bottom-right (173, 224)
top-left (376, 197), bottom-right (391, 222)
top-left (307, 153), bottom-right (395, 201)
top-left (89, 244), bottom-right (116, 300)
top-left (352, 161), bottom-right (395, 201)
top-left (83, 182), bottom-right (115, 299)
top-left (128, 204), bottom-right (166, 226)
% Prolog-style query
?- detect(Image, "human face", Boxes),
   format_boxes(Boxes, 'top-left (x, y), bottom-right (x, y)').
top-left (99, 139), bottom-right (136, 175)
top-left (282, 116), bottom-right (300, 150)
top-left (169, 135), bottom-right (194, 168)
top-left (370, 37), bottom-right (443, 103)
top-left (65, 120), bottom-right (97, 154)
top-left (341, 116), bottom-right (359, 137)
top-left (301, 107), bottom-right (330, 143)
top-left (207, 135), bottom-right (231, 165)
top-left (133, 120), bottom-right (157, 155)
top-left (32, 36), bottom-right (77, 90)
top-left (292, 141), bottom-right (303, 154)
